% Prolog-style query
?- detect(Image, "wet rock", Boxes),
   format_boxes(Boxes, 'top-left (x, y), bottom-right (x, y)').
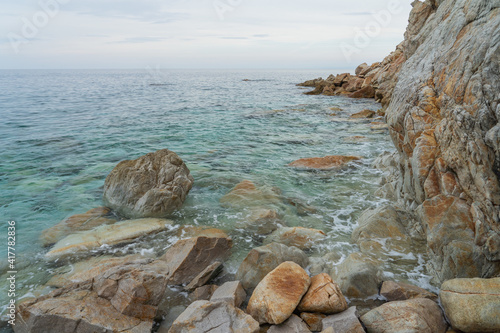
top-left (157, 305), bottom-right (186, 333)
top-left (162, 236), bottom-right (232, 285)
top-left (236, 242), bottom-right (309, 290)
top-left (103, 149), bottom-right (194, 218)
top-left (298, 273), bottom-right (348, 314)
top-left (440, 277), bottom-right (500, 333)
top-left (210, 281), bottom-right (246, 308)
top-left (308, 252), bottom-right (343, 276)
top-left (184, 261), bottom-right (223, 291)
top-left (350, 109), bottom-right (376, 119)
top-left (40, 207), bottom-right (117, 247)
top-left (288, 155), bottom-right (361, 170)
top-left (45, 218), bottom-right (172, 261)
top-left (176, 225), bottom-right (230, 239)
top-left (268, 314), bottom-right (311, 333)
top-left (220, 180), bottom-right (281, 209)
top-left (300, 312), bottom-right (326, 332)
top-left (265, 227), bottom-right (326, 250)
top-left (190, 284), bottom-right (219, 301)
top-left (343, 136), bottom-right (369, 144)
top-left (243, 208), bottom-right (283, 235)
top-left (322, 307), bottom-right (364, 333)
top-left (247, 261), bottom-right (311, 325)
top-left (330, 107), bottom-right (343, 112)
top-left (361, 298), bottom-right (447, 333)
top-left (169, 300), bottom-right (260, 333)
top-left (330, 252), bottom-right (383, 298)
top-left (369, 122), bottom-right (389, 130)
top-left (380, 281), bottom-right (437, 302)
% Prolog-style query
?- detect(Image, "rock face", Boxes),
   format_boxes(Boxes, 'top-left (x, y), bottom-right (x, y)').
top-left (169, 300), bottom-right (260, 333)
top-left (360, 298), bottom-right (448, 333)
top-left (40, 207), bottom-right (117, 247)
top-left (288, 155), bottom-right (361, 170)
top-left (247, 261), bottom-right (311, 325)
top-left (297, 273), bottom-right (348, 314)
top-left (45, 218), bottom-right (172, 261)
top-left (379, 0), bottom-right (500, 281)
top-left (103, 149), bottom-right (194, 218)
top-left (162, 236), bottom-right (232, 285)
top-left (236, 242), bottom-right (309, 290)
top-left (265, 227), bottom-right (326, 250)
top-left (440, 277), bottom-right (500, 332)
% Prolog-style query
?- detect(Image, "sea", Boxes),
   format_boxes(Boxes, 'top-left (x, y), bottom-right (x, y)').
top-left (0, 69), bottom-right (434, 330)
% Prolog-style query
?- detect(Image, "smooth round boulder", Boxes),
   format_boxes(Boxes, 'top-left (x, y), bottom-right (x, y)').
top-left (297, 273), bottom-right (348, 314)
top-left (103, 149), bottom-right (194, 218)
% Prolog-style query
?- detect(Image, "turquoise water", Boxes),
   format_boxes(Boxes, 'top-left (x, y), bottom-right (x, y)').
top-left (0, 69), bottom-right (431, 326)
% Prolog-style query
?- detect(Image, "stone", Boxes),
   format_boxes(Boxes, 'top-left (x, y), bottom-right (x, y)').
top-left (210, 281), bottom-right (247, 308)
top-left (265, 227), bottom-right (326, 250)
top-left (169, 300), bottom-right (260, 333)
top-left (236, 242), bottom-right (309, 290)
top-left (190, 284), bottom-right (219, 301)
top-left (15, 289), bottom-right (154, 333)
top-left (176, 225), bottom-right (230, 239)
top-left (322, 307), bottom-right (364, 333)
top-left (162, 236), bottom-right (232, 285)
top-left (220, 180), bottom-right (281, 209)
top-left (40, 207), bottom-right (117, 247)
top-left (298, 273), bottom-right (348, 314)
top-left (355, 63), bottom-right (368, 76)
top-left (157, 305), bottom-right (186, 333)
top-left (247, 261), bottom-right (311, 325)
top-left (103, 149), bottom-right (194, 218)
top-left (440, 277), bottom-right (500, 333)
top-left (348, 86), bottom-right (375, 99)
top-left (369, 122), bottom-right (389, 130)
top-left (288, 155), bottom-right (361, 170)
top-left (380, 281), bottom-right (437, 302)
top-left (343, 136), bottom-right (369, 143)
top-left (45, 218), bottom-right (172, 261)
top-left (300, 312), bottom-right (326, 332)
top-left (330, 252), bottom-right (383, 298)
top-left (321, 328), bottom-right (335, 333)
top-left (361, 298), bottom-right (447, 333)
top-left (243, 208), bottom-right (283, 235)
top-left (350, 109), bottom-right (376, 119)
top-left (184, 261), bottom-right (223, 291)
top-left (268, 314), bottom-right (311, 333)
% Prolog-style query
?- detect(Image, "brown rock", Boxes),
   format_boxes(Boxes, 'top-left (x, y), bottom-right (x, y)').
top-left (247, 261), bottom-right (311, 325)
top-left (184, 261), bottom-right (223, 291)
top-left (288, 155), bottom-right (361, 170)
top-left (210, 281), bottom-right (247, 308)
top-left (360, 298), bottom-right (447, 333)
top-left (265, 227), bottom-right (326, 250)
top-left (300, 312), bottom-right (327, 332)
top-left (103, 149), bottom-right (194, 218)
top-left (176, 225), bottom-right (229, 239)
top-left (322, 307), bottom-right (364, 333)
top-left (40, 207), bottom-right (117, 247)
top-left (350, 109), bottom-right (376, 119)
top-left (298, 273), bottom-right (348, 314)
top-left (380, 281), bottom-right (437, 302)
top-left (162, 236), bottom-right (232, 285)
top-left (220, 180), bottom-right (281, 209)
top-left (348, 86), bottom-right (375, 98)
top-left (268, 314), bottom-right (311, 333)
top-left (190, 284), bottom-right (218, 301)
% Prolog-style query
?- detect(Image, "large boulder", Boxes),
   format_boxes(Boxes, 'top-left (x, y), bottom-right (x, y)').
top-left (264, 227), bottom-right (326, 250)
top-left (40, 207), bottom-right (117, 247)
top-left (360, 298), bottom-right (447, 333)
top-left (169, 300), bottom-right (260, 333)
top-left (297, 273), bottom-right (348, 314)
top-left (247, 261), bottom-right (311, 325)
top-left (103, 149), bottom-right (194, 218)
top-left (330, 252), bottom-right (383, 298)
top-left (440, 277), bottom-right (500, 332)
top-left (236, 242), bottom-right (309, 290)
top-left (162, 236), bottom-right (232, 285)
top-left (288, 155), bottom-right (361, 170)
top-left (45, 218), bottom-right (172, 261)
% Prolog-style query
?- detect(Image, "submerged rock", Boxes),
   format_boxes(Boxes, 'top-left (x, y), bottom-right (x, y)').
top-left (288, 155), bottom-right (361, 170)
top-left (350, 109), bottom-right (376, 119)
top-left (236, 242), bottom-right (309, 290)
top-left (264, 227), bottom-right (326, 250)
top-left (361, 298), bottom-right (447, 333)
top-left (220, 180), bottom-right (282, 209)
top-left (169, 300), bottom-right (260, 333)
top-left (247, 261), bottom-right (311, 325)
top-left (440, 277), bottom-right (500, 333)
top-left (45, 218), bottom-right (172, 261)
top-left (103, 149), bottom-right (194, 218)
top-left (297, 273), bottom-right (348, 314)
top-left (40, 207), bottom-right (117, 247)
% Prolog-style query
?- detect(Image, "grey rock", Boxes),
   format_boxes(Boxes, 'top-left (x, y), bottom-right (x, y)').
top-left (103, 149), bottom-right (194, 218)
top-left (322, 307), bottom-right (364, 333)
top-left (210, 281), bottom-right (247, 308)
top-left (268, 314), bottom-right (311, 333)
top-left (190, 284), bottom-right (219, 301)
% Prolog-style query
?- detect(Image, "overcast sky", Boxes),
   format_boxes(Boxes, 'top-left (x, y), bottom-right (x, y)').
top-left (0, 0), bottom-right (413, 69)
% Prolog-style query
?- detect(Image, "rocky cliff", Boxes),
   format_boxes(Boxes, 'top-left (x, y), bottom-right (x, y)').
top-left (302, 0), bottom-right (500, 283)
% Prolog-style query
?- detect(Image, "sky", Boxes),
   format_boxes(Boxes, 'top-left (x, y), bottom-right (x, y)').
top-left (0, 0), bottom-right (414, 69)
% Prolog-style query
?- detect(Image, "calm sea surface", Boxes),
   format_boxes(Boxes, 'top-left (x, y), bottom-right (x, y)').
top-left (0, 69), bottom-right (433, 328)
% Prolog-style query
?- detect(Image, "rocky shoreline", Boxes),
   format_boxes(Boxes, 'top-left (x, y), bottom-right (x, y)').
top-left (12, 0), bottom-right (500, 332)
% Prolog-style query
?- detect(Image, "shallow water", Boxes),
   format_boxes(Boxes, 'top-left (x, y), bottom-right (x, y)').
top-left (0, 69), bottom-right (434, 327)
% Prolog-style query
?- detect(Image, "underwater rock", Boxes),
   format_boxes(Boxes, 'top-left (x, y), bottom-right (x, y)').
top-left (350, 109), bottom-right (376, 119)
top-left (288, 155), bottom-right (361, 170)
top-left (265, 226), bottom-right (326, 250)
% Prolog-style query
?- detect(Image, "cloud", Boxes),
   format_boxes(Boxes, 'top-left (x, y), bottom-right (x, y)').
top-left (219, 37), bottom-right (249, 40)
top-left (343, 11), bottom-right (373, 16)
top-left (108, 36), bottom-right (171, 44)
top-left (253, 34), bottom-right (269, 38)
